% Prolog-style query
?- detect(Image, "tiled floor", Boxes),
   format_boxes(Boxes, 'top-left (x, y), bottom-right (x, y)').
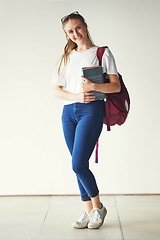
top-left (0, 195), bottom-right (160, 240)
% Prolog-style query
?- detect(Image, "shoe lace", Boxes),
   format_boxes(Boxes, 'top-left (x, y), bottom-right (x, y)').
top-left (77, 212), bottom-right (88, 223)
top-left (90, 209), bottom-right (102, 223)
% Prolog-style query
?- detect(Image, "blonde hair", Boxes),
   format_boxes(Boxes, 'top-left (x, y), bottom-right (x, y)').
top-left (58, 12), bottom-right (94, 75)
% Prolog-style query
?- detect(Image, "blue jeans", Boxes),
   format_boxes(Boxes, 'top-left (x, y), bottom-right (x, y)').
top-left (62, 100), bottom-right (105, 201)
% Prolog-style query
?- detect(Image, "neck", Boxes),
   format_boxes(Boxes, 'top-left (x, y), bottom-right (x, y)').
top-left (76, 41), bottom-right (95, 52)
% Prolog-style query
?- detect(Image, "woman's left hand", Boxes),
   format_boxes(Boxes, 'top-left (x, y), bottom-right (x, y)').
top-left (82, 76), bottom-right (94, 92)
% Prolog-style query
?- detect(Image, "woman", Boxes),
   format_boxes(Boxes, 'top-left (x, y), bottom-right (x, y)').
top-left (52, 11), bottom-right (120, 229)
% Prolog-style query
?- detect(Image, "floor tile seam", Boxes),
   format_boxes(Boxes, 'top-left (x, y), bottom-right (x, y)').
top-left (114, 203), bottom-right (160, 206)
top-left (39, 196), bottom-right (53, 233)
top-left (114, 195), bottom-right (125, 240)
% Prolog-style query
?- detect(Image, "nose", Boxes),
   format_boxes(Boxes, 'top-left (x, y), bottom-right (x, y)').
top-left (73, 29), bottom-right (79, 38)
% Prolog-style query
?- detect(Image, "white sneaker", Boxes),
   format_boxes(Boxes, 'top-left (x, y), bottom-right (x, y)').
top-left (72, 212), bottom-right (90, 229)
top-left (88, 206), bottom-right (107, 229)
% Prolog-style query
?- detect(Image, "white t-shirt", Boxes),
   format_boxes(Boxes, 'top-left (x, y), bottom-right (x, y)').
top-left (52, 46), bottom-right (118, 105)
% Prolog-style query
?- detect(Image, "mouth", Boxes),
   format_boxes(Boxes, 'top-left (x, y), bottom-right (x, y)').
top-left (75, 36), bottom-right (83, 41)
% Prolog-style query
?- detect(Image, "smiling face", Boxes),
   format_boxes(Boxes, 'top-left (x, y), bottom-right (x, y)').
top-left (64, 19), bottom-right (88, 45)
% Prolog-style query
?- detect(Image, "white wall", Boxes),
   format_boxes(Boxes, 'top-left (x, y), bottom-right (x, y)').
top-left (0, 0), bottom-right (160, 195)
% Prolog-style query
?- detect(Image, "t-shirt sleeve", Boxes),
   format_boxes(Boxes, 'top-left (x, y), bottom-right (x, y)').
top-left (102, 48), bottom-right (118, 75)
top-left (51, 60), bottom-right (66, 87)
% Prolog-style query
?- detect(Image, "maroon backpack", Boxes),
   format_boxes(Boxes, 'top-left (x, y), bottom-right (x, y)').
top-left (95, 46), bottom-right (130, 163)
top-left (97, 46), bottom-right (130, 131)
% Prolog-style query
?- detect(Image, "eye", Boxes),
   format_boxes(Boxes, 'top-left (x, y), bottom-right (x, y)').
top-left (68, 30), bottom-right (73, 34)
top-left (76, 26), bottom-right (81, 30)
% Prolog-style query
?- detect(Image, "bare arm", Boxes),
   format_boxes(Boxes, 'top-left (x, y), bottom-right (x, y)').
top-left (82, 74), bottom-right (121, 93)
top-left (54, 85), bottom-right (96, 103)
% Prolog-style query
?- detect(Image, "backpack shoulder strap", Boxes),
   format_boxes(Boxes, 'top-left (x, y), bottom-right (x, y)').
top-left (97, 46), bottom-right (111, 131)
top-left (95, 46), bottom-right (110, 164)
top-left (97, 46), bottom-right (108, 66)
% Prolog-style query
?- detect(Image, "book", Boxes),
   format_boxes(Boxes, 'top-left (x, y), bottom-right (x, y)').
top-left (82, 66), bottom-right (106, 100)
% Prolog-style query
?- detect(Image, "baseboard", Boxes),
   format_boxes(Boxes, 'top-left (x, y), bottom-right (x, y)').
top-left (0, 193), bottom-right (160, 197)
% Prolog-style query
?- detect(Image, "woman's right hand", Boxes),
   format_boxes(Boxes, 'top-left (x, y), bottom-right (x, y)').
top-left (77, 92), bottom-right (96, 104)
top-left (54, 85), bottom-right (96, 103)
